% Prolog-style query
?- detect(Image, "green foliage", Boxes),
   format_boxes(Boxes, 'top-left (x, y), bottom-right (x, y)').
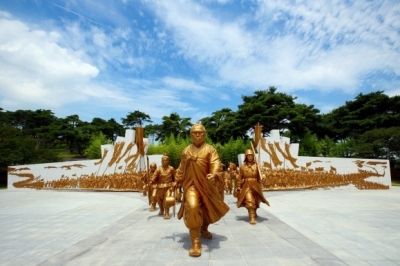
top-left (91, 117), bottom-right (124, 141)
top-left (58, 115), bottom-right (92, 155)
top-left (319, 136), bottom-right (337, 157)
top-left (147, 134), bottom-right (249, 168)
top-left (394, 159), bottom-right (400, 171)
top-left (146, 134), bottom-right (186, 168)
top-left (121, 110), bottom-right (152, 128)
top-left (353, 127), bottom-right (400, 160)
top-left (200, 108), bottom-right (246, 144)
top-left (0, 124), bottom-right (59, 173)
top-left (85, 132), bottom-right (113, 159)
top-left (2, 89), bottom-right (400, 167)
top-left (298, 130), bottom-right (321, 156)
top-left (156, 113), bottom-right (192, 143)
top-left (216, 137), bottom-right (249, 166)
top-left (321, 91), bottom-right (399, 141)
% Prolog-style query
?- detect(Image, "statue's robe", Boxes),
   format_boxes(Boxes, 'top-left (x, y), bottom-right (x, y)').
top-left (176, 143), bottom-right (229, 223)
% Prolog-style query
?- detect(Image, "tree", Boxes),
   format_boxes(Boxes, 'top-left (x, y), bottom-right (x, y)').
top-left (58, 115), bottom-right (91, 155)
top-left (287, 104), bottom-right (322, 142)
top-left (298, 130), bottom-right (321, 156)
top-left (121, 111), bottom-right (152, 128)
top-left (2, 109), bottom-right (59, 149)
top-left (353, 127), bottom-right (400, 160)
top-left (90, 117), bottom-right (124, 141)
top-left (144, 123), bottom-right (161, 144)
top-left (321, 91), bottom-right (395, 141)
top-left (236, 87), bottom-right (299, 137)
top-left (0, 124), bottom-right (58, 174)
top-left (156, 113), bottom-right (192, 143)
top-left (200, 108), bottom-right (246, 144)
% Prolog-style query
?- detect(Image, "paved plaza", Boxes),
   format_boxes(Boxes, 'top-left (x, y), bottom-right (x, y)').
top-left (0, 187), bottom-right (399, 266)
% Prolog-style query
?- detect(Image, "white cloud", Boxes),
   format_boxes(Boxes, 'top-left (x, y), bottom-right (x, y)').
top-left (149, 0), bottom-right (400, 94)
top-left (0, 16), bottom-right (98, 110)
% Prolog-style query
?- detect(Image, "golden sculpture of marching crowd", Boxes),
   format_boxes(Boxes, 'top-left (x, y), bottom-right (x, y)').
top-left (9, 123), bottom-right (391, 257)
top-left (258, 168), bottom-right (389, 190)
top-left (11, 162), bottom-right (388, 192)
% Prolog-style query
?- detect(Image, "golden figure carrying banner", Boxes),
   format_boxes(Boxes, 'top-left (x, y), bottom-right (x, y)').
top-left (149, 155), bottom-right (176, 219)
top-left (141, 162), bottom-right (156, 198)
top-left (236, 149), bottom-right (270, 225)
top-left (175, 123), bottom-right (230, 257)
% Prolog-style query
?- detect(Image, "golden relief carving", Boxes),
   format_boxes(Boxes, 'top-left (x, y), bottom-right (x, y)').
top-left (117, 142), bottom-right (135, 164)
top-left (94, 148), bottom-right (109, 165)
top-left (256, 126), bottom-right (389, 190)
top-left (8, 167), bottom-right (31, 172)
top-left (11, 173), bottom-right (44, 190)
top-left (107, 141), bottom-right (125, 167)
top-left (260, 167), bottom-right (389, 190)
top-left (10, 127), bottom-right (390, 192)
top-left (38, 172), bottom-right (145, 191)
top-left (60, 164), bottom-right (86, 170)
top-left (268, 142), bottom-right (283, 167)
top-left (274, 142), bottom-right (299, 168)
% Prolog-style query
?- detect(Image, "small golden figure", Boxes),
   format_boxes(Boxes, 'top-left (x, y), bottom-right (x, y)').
top-left (143, 163), bottom-right (157, 211)
top-left (149, 155), bottom-right (176, 219)
top-left (236, 149), bottom-right (270, 225)
top-left (224, 167), bottom-right (232, 195)
top-left (216, 164), bottom-right (226, 201)
top-left (175, 123), bottom-right (230, 257)
top-left (229, 162), bottom-right (239, 197)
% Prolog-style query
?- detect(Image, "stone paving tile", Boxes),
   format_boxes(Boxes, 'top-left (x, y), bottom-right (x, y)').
top-left (278, 258), bottom-right (321, 266)
top-left (312, 259), bottom-right (349, 266)
top-left (1, 188), bottom-right (400, 265)
top-left (269, 246), bottom-right (309, 260)
top-left (368, 261), bottom-right (399, 266)
top-left (208, 259), bottom-right (247, 265)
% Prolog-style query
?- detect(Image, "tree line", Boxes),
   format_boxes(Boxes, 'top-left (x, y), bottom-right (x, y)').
top-left (1, 87), bottom-right (400, 178)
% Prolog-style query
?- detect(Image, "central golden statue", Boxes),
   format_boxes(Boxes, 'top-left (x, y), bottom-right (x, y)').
top-left (175, 123), bottom-right (230, 257)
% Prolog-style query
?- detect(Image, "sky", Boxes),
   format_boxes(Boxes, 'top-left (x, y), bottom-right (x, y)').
top-left (0, 0), bottom-right (399, 125)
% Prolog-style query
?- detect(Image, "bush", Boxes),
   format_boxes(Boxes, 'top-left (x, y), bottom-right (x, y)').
top-left (85, 132), bottom-right (112, 159)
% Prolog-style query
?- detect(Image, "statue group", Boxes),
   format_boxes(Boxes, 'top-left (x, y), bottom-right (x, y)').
top-left (142, 123), bottom-right (270, 257)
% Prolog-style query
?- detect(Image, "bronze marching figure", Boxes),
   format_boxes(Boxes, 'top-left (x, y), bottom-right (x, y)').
top-left (175, 123), bottom-right (230, 257)
top-left (144, 162), bottom-right (157, 211)
top-left (229, 162), bottom-right (239, 197)
top-left (216, 164), bottom-right (226, 201)
top-left (141, 162), bottom-right (156, 198)
top-left (149, 155), bottom-right (176, 219)
top-left (236, 148), bottom-right (270, 225)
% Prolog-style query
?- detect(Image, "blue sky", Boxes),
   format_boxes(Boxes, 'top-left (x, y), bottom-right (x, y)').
top-left (0, 0), bottom-right (399, 125)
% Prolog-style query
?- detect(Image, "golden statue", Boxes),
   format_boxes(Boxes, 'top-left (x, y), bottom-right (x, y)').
top-left (236, 149), bottom-right (270, 225)
top-left (149, 155), bottom-right (176, 219)
top-left (216, 164), bottom-right (226, 201)
top-left (142, 162), bottom-right (157, 210)
top-left (229, 162), bottom-right (239, 197)
top-left (175, 185), bottom-right (183, 203)
top-left (175, 123), bottom-right (230, 257)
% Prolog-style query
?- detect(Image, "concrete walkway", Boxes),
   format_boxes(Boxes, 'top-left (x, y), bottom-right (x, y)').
top-left (0, 187), bottom-right (399, 266)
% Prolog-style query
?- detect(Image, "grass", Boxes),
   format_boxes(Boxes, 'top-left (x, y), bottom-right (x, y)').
top-left (52, 148), bottom-right (85, 160)
top-left (392, 180), bottom-right (400, 187)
